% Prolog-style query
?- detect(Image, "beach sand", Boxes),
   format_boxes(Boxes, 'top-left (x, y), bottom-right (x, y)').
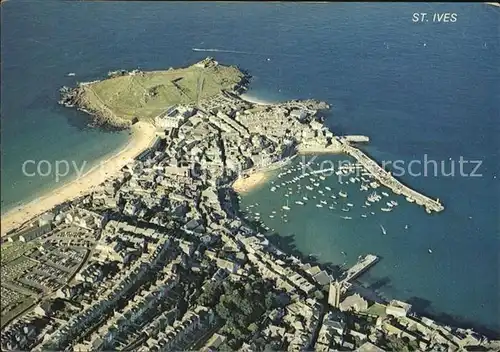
top-left (1, 121), bottom-right (157, 236)
top-left (240, 93), bottom-right (274, 106)
top-left (232, 171), bottom-right (269, 193)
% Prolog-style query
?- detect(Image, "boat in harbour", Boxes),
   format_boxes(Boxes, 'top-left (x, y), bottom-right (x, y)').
top-left (282, 200), bottom-right (291, 211)
top-left (339, 191), bottom-right (348, 198)
top-left (380, 224), bottom-right (387, 235)
top-left (316, 204), bottom-right (323, 208)
top-left (340, 216), bottom-right (352, 220)
top-left (381, 207), bottom-right (392, 212)
top-left (295, 201), bottom-right (305, 205)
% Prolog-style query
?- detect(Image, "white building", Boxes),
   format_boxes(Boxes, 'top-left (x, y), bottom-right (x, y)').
top-left (385, 299), bottom-right (412, 318)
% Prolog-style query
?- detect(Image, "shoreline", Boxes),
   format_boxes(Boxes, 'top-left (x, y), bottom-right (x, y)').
top-left (232, 171), bottom-right (270, 194)
top-left (0, 122), bottom-right (157, 236)
top-left (239, 93), bottom-right (274, 106)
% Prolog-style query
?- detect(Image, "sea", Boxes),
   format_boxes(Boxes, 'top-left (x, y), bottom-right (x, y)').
top-left (1, 1), bottom-right (498, 334)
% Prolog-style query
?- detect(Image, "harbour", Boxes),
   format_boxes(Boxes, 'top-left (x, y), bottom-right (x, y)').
top-left (1, 0), bottom-right (498, 335)
top-left (337, 137), bottom-right (445, 213)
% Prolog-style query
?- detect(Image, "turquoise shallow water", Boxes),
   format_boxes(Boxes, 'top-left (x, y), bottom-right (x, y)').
top-left (1, 1), bottom-right (498, 333)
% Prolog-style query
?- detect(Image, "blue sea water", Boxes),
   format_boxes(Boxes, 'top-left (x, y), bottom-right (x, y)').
top-left (1, 1), bottom-right (498, 333)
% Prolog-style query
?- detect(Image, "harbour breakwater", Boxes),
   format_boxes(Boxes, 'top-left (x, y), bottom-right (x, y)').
top-left (337, 137), bottom-right (444, 213)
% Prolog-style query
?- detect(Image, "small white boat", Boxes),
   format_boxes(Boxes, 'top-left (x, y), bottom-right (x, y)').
top-left (67, 72), bottom-right (76, 76)
top-left (320, 200), bottom-right (327, 205)
top-left (295, 201), bottom-right (304, 205)
top-left (282, 200), bottom-right (291, 211)
top-left (404, 224), bottom-right (409, 229)
top-left (361, 214), bottom-right (367, 218)
top-left (316, 204), bottom-right (323, 208)
top-left (391, 200), bottom-right (398, 206)
top-left (428, 248), bottom-right (433, 254)
top-left (340, 216), bottom-right (352, 220)
top-left (382, 192), bottom-right (389, 197)
top-left (341, 208), bottom-right (350, 212)
top-left (269, 215), bottom-right (275, 218)
top-left (347, 203), bottom-right (354, 207)
top-left (339, 191), bottom-right (348, 198)
top-left (313, 183), bottom-right (320, 187)
top-left (306, 185), bottom-right (314, 191)
top-left (329, 205), bottom-right (335, 210)
top-left (381, 207), bottom-right (392, 212)
top-left (270, 187), bottom-right (276, 192)
top-left (325, 186), bottom-right (332, 191)
top-left (330, 194), bottom-right (337, 199)
top-left (380, 224), bottom-right (387, 235)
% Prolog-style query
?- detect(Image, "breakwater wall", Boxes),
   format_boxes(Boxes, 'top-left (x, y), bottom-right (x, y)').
top-left (338, 137), bottom-right (444, 213)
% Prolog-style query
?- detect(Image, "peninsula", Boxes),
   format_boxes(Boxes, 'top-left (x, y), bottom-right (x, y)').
top-left (59, 58), bottom-right (247, 127)
top-left (2, 58), bottom-right (493, 352)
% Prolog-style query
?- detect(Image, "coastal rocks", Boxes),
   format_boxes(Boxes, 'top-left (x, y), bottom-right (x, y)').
top-left (288, 99), bottom-right (330, 110)
top-left (58, 86), bottom-right (80, 108)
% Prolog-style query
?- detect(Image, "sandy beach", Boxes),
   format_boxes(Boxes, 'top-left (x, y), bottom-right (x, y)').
top-left (232, 171), bottom-right (269, 193)
top-left (240, 93), bottom-right (273, 106)
top-left (1, 121), bottom-right (157, 236)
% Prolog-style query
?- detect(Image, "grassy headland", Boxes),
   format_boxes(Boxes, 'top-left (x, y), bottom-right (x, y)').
top-left (59, 57), bottom-right (248, 127)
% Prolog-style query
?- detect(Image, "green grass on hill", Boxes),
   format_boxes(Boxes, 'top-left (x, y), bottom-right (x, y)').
top-left (80, 62), bottom-right (245, 123)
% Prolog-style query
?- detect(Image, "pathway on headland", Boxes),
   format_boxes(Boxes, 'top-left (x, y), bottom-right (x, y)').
top-left (0, 122), bottom-right (157, 236)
